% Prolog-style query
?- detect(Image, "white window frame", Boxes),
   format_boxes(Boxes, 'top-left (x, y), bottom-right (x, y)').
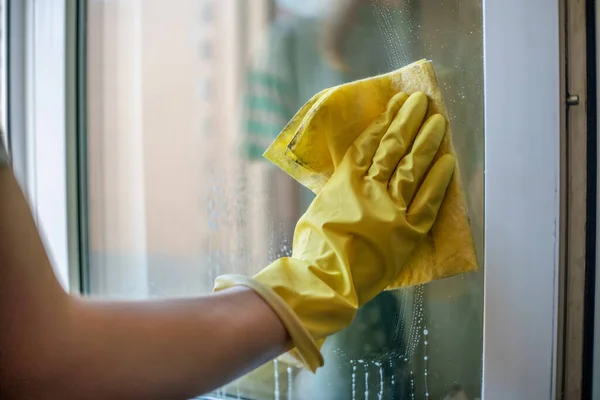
top-left (7, 0), bottom-right (72, 290)
top-left (482, 0), bottom-right (561, 398)
top-left (6, 0), bottom-right (563, 398)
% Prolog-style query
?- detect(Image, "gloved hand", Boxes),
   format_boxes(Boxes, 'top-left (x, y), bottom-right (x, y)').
top-left (214, 91), bottom-right (455, 371)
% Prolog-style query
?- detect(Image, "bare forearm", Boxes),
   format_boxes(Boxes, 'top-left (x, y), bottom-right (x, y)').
top-left (5, 287), bottom-right (289, 400)
top-left (63, 287), bottom-right (289, 399)
top-left (0, 166), bottom-right (290, 399)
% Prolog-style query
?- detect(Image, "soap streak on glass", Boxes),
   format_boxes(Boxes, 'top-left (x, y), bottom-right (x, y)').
top-left (273, 360), bottom-right (279, 400)
top-left (389, 359), bottom-right (395, 395)
top-left (423, 327), bottom-right (430, 399)
top-left (287, 366), bottom-right (293, 400)
top-left (407, 285), bottom-right (425, 358)
top-left (374, 361), bottom-right (383, 400)
top-left (411, 370), bottom-right (416, 400)
top-left (356, 359), bottom-right (368, 399)
top-left (352, 360), bottom-right (357, 400)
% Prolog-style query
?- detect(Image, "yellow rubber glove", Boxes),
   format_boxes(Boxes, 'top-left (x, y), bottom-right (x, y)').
top-left (214, 92), bottom-right (455, 372)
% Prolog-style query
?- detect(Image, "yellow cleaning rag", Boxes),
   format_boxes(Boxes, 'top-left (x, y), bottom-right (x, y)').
top-left (264, 59), bottom-right (477, 288)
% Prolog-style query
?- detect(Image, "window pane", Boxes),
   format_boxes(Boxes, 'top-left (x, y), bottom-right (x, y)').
top-left (85, 0), bottom-right (483, 399)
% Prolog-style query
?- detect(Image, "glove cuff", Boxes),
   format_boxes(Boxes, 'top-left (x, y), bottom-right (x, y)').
top-left (214, 274), bottom-right (324, 372)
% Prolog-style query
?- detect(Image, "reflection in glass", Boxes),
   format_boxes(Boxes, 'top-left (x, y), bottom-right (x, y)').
top-left (85, 0), bottom-right (483, 398)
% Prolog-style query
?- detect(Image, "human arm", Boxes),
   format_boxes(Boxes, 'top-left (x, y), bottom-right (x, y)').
top-left (0, 89), bottom-right (454, 398)
top-left (0, 163), bottom-right (289, 399)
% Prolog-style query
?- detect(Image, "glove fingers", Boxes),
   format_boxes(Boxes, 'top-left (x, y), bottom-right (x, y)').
top-left (346, 91), bottom-right (409, 170)
top-left (389, 114), bottom-right (447, 205)
top-left (406, 154), bottom-right (455, 229)
top-left (367, 92), bottom-right (428, 182)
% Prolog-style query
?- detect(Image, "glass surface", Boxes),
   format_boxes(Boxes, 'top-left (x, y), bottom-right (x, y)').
top-left (85, 0), bottom-right (484, 398)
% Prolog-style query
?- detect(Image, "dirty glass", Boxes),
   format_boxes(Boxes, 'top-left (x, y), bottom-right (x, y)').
top-left (84, 0), bottom-right (484, 399)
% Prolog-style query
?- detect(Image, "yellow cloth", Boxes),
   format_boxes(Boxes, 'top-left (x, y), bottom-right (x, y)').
top-left (216, 92), bottom-right (456, 371)
top-left (264, 60), bottom-right (478, 288)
